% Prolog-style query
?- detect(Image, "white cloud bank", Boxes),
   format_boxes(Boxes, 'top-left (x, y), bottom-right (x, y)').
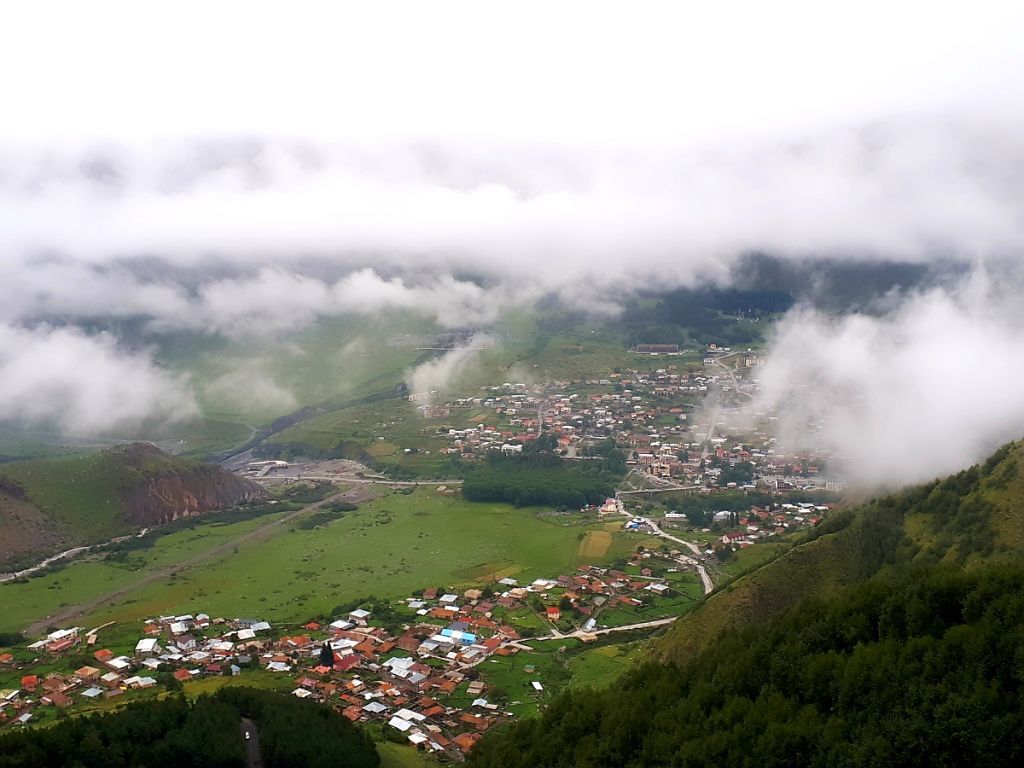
top-left (1, 0), bottom-right (1024, 463)
top-left (0, 117), bottom-right (1022, 335)
top-left (756, 275), bottom-right (1024, 486)
top-left (0, 325), bottom-right (197, 435)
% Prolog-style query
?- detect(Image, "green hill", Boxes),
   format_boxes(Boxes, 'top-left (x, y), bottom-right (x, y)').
top-left (0, 443), bottom-right (265, 570)
top-left (469, 441), bottom-right (1024, 767)
top-left (654, 441), bottom-right (1023, 663)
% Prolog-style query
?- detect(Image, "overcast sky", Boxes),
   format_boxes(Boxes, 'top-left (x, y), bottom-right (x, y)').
top-left (3, 1), bottom-right (1024, 483)
top-left (4, 1), bottom-right (1022, 142)
top-left (4, 0), bottom-right (1022, 297)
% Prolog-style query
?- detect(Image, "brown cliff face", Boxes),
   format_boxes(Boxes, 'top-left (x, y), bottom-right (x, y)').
top-left (105, 443), bottom-right (267, 526)
top-left (118, 466), bottom-right (268, 526)
top-left (0, 443), bottom-right (270, 570)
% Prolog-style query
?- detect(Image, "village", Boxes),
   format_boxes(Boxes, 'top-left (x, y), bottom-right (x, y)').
top-left (425, 344), bottom-right (837, 494)
top-left (0, 343), bottom-right (841, 763)
top-left (0, 471), bottom-right (839, 762)
top-left (0, 536), bottom-right (732, 761)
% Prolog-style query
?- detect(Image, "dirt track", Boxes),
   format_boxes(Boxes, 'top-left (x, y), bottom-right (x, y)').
top-left (24, 490), bottom-right (352, 636)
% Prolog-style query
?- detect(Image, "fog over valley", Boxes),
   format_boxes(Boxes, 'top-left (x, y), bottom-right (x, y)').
top-left (2, 1), bottom-right (1024, 487)
top-left (8, 5), bottom-right (1024, 765)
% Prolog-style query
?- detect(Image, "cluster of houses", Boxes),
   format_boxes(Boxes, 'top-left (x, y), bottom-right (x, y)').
top-left (701, 502), bottom-right (829, 551)
top-left (0, 616), bottom-right (273, 727)
top-left (421, 349), bottom-right (834, 493)
top-left (0, 557), bottom-right (699, 757)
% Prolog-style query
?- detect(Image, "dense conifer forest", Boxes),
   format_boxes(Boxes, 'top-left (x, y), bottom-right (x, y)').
top-left (461, 436), bottom-right (625, 508)
top-left (469, 566), bottom-right (1024, 767)
top-left (0, 688), bottom-right (379, 768)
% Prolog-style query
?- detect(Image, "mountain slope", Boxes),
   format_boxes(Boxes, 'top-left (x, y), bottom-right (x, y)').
top-left (0, 443), bottom-right (265, 569)
top-left (655, 441), bottom-right (1022, 663)
top-left (469, 441), bottom-right (1024, 767)
top-left (469, 565), bottom-right (1024, 768)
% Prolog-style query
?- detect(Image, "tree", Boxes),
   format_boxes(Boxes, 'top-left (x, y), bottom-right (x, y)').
top-left (490, 686), bottom-right (510, 703)
top-left (319, 642), bottom-right (334, 668)
top-left (157, 670), bottom-right (182, 692)
top-left (715, 545), bottom-right (735, 562)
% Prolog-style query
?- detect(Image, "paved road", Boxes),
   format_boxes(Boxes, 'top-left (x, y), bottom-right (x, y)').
top-left (531, 616), bottom-right (679, 641)
top-left (259, 473), bottom-right (462, 486)
top-left (709, 353), bottom-right (755, 401)
top-left (599, 504), bottom-right (715, 596)
top-left (618, 484), bottom-right (701, 495)
top-left (699, 404), bottom-right (720, 460)
top-left (23, 490), bottom-right (351, 636)
top-left (616, 467), bottom-right (698, 495)
top-left (241, 718), bottom-right (263, 768)
top-left (644, 520), bottom-right (715, 594)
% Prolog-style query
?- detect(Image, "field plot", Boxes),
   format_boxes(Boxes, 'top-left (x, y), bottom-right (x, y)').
top-left (478, 642), bottom-right (572, 717)
top-left (478, 636), bottom-right (650, 716)
top-left (577, 529), bottom-right (612, 558)
top-left (0, 510), bottom-right (293, 633)
top-left (6, 489), bottom-right (641, 634)
top-left (377, 742), bottom-right (436, 768)
top-left (714, 540), bottom-right (791, 580)
top-left (568, 643), bottom-right (645, 689)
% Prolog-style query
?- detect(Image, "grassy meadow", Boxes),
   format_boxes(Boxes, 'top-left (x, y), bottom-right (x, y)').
top-left (2, 488), bottom-right (653, 635)
top-left (0, 510), bottom-right (294, 633)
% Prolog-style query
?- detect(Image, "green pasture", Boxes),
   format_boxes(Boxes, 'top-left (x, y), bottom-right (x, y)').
top-left (377, 742), bottom-right (437, 768)
top-left (478, 642), bottom-right (571, 717)
top-left (6, 489), bottom-right (648, 634)
top-left (0, 452), bottom-right (139, 542)
top-left (567, 642), bottom-right (645, 689)
top-left (714, 540), bottom-right (791, 580)
top-left (0, 510), bottom-right (292, 634)
top-left (477, 635), bottom-right (650, 715)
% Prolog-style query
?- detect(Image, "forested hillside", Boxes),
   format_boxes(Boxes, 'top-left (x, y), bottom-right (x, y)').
top-left (470, 441), bottom-right (1024, 767)
top-left (469, 566), bottom-right (1024, 767)
top-left (0, 687), bottom-right (378, 768)
top-left (656, 441), bottom-right (1023, 662)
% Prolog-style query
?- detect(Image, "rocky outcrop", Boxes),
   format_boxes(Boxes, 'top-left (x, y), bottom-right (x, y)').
top-left (112, 443), bottom-right (267, 526)
top-left (0, 443), bottom-right (268, 570)
top-left (120, 468), bottom-right (267, 526)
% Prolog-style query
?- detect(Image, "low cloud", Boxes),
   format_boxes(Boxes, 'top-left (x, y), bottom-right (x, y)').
top-left (0, 324), bottom-right (198, 435)
top-left (2, 108), bottom-right (1024, 460)
top-left (406, 333), bottom-right (496, 406)
top-left (203, 367), bottom-right (298, 414)
top-left (755, 272), bottom-right (1024, 486)
top-left (178, 268), bottom-right (521, 337)
top-left (1, 116), bottom-right (1022, 337)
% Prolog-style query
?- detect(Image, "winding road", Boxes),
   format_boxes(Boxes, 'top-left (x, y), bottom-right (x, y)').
top-left (643, 519), bottom-right (715, 594)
